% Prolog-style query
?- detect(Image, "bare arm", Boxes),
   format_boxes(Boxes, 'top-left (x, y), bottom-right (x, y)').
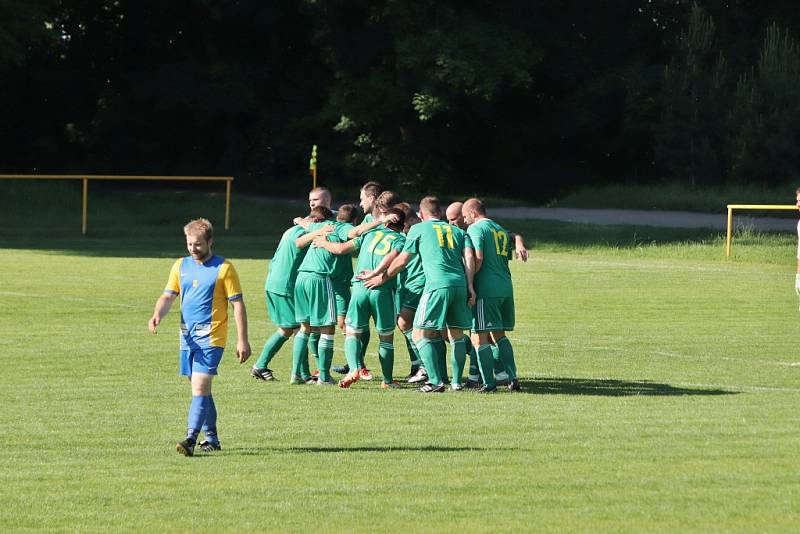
top-left (295, 224), bottom-right (334, 249)
top-left (463, 247), bottom-right (476, 307)
top-left (148, 293), bottom-right (177, 333)
top-left (473, 248), bottom-right (484, 274)
top-left (360, 249), bottom-right (401, 289)
top-left (385, 251), bottom-right (412, 280)
top-left (293, 217), bottom-right (311, 229)
top-left (347, 218), bottom-right (383, 239)
top-left (510, 232), bottom-right (529, 262)
top-left (231, 298), bottom-right (252, 363)
top-left (313, 237), bottom-right (356, 255)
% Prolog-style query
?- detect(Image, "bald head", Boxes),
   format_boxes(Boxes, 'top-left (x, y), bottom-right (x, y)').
top-left (461, 198), bottom-right (486, 226)
top-left (446, 201), bottom-right (465, 229)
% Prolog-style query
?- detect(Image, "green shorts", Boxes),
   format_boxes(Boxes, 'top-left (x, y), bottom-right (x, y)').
top-left (332, 279), bottom-right (351, 317)
top-left (265, 290), bottom-right (299, 329)
top-left (345, 283), bottom-right (396, 334)
top-left (294, 272), bottom-right (337, 327)
top-left (472, 296), bottom-right (515, 332)
top-left (414, 286), bottom-right (472, 331)
top-left (395, 286), bottom-right (422, 313)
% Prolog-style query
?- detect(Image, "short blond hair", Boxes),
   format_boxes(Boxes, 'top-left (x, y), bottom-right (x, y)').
top-left (419, 196), bottom-right (441, 218)
top-left (184, 218), bottom-right (214, 241)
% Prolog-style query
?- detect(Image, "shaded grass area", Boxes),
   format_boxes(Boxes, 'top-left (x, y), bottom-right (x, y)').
top-left (1, 182), bottom-right (795, 264)
top-left (547, 180), bottom-right (798, 214)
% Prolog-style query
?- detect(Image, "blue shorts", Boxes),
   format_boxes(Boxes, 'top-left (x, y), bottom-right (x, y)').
top-left (179, 346), bottom-right (224, 376)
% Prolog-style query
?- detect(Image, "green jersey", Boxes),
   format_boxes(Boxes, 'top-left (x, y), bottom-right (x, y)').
top-left (402, 219), bottom-right (473, 291)
top-left (298, 220), bottom-right (348, 276)
top-left (467, 218), bottom-right (513, 298)
top-left (331, 222), bottom-right (355, 285)
top-left (398, 251), bottom-right (426, 293)
top-left (265, 225), bottom-right (308, 296)
top-left (352, 226), bottom-right (406, 290)
top-left (363, 213), bottom-right (374, 224)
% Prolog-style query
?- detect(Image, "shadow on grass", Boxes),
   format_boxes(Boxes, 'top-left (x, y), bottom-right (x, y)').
top-left (518, 377), bottom-right (737, 396)
top-left (225, 445), bottom-right (500, 455)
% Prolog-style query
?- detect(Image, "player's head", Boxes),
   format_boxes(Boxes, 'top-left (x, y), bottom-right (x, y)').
top-left (309, 205), bottom-right (334, 222)
top-left (374, 190), bottom-right (401, 215)
top-left (795, 186), bottom-right (800, 208)
top-left (419, 196), bottom-right (442, 220)
top-left (336, 203), bottom-right (358, 225)
top-left (359, 181), bottom-right (383, 214)
top-left (446, 201), bottom-right (465, 229)
top-left (462, 198), bottom-right (486, 225)
top-left (183, 218), bottom-right (214, 261)
top-left (381, 207), bottom-right (406, 233)
top-left (396, 202), bottom-right (420, 233)
top-left (309, 187), bottom-right (332, 209)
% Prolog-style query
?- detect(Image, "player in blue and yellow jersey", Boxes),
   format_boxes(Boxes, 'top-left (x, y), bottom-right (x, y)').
top-left (462, 198), bottom-right (521, 392)
top-left (315, 207), bottom-right (407, 388)
top-left (365, 197), bottom-right (477, 393)
top-left (148, 218), bottom-right (251, 456)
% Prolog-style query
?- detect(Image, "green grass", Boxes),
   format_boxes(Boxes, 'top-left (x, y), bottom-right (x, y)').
top-left (1, 185), bottom-right (799, 531)
top-left (547, 180), bottom-right (798, 213)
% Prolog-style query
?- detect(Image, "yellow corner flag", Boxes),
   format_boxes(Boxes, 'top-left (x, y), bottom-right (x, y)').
top-left (309, 144), bottom-right (318, 188)
top-left (309, 145), bottom-right (318, 174)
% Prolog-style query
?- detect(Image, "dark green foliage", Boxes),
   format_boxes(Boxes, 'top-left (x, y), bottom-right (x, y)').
top-left (5, 1), bottom-right (800, 200)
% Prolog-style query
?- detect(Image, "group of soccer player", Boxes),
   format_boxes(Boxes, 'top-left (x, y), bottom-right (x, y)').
top-left (149, 181), bottom-right (526, 456)
top-left (250, 181), bottom-right (527, 394)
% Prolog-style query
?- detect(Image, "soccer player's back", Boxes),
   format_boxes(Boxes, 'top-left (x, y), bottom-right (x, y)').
top-left (462, 198), bottom-right (520, 392)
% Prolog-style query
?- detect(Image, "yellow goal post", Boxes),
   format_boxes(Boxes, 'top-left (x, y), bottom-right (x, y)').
top-left (0, 174), bottom-right (234, 235)
top-left (725, 204), bottom-right (797, 257)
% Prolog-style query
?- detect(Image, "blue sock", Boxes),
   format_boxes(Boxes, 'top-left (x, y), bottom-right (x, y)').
top-left (186, 395), bottom-right (208, 442)
top-left (201, 395), bottom-right (218, 443)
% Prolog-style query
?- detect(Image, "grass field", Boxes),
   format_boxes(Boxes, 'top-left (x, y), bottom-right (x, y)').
top-left (1, 185), bottom-right (799, 532)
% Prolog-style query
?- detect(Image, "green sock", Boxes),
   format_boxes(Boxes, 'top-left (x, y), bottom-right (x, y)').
top-left (292, 332), bottom-right (309, 378)
top-left (450, 336), bottom-right (466, 385)
top-left (477, 344), bottom-right (496, 388)
top-left (255, 330), bottom-right (289, 369)
top-left (496, 336), bottom-right (517, 380)
top-left (403, 329), bottom-right (422, 368)
top-left (492, 343), bottom-right (505, 375)
top-left (318, 334), bottom-right (334, 381)
top-left (358, 327), bottom-right (371, 368)
top-left (344, 335), bottom-right (361, 371)
top-left (308, 331), bottom-right (321, 370)
top-left (378, 340), bottom-right (395, 383)
top-left (466, 336), bottom-right (480, 380)
top-left (415, 337), bottom-right (441, 385)
top-left (433, 338), bottom-right (448, 383)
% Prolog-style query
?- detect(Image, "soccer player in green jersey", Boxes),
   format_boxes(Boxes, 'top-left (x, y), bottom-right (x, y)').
top-left (292, 206), bottom-right (350, 385)
top-left (315, 207), bottom-right (407, 388)
top-left (367, 196), bottom-right (477, 393)
top-left (462, 198), bottom-right (521, 392)
top-left (390, 202), bottom-right (427, 383)
top-left (250, 218), bottom-right (308, 382)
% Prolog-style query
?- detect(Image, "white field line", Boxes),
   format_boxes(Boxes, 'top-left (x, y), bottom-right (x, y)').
top-left (0, 290), bottom-right (137, 309)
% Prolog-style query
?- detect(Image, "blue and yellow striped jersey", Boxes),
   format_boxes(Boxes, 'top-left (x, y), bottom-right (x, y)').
top-left (164, 255), bottom-right (242, 349)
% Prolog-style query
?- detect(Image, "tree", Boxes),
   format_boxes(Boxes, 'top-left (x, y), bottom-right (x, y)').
top-left (655, 3), bottom-right (729, 185)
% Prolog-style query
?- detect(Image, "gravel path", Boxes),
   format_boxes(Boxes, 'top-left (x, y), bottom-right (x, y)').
top-left (490, 207), bottom-right (797, 232)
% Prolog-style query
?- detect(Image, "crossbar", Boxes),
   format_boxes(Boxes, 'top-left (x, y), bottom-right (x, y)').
top-left (0, 174), bottom-right (234, 234)
top-left (725, 204), bottom-right (796, 257)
